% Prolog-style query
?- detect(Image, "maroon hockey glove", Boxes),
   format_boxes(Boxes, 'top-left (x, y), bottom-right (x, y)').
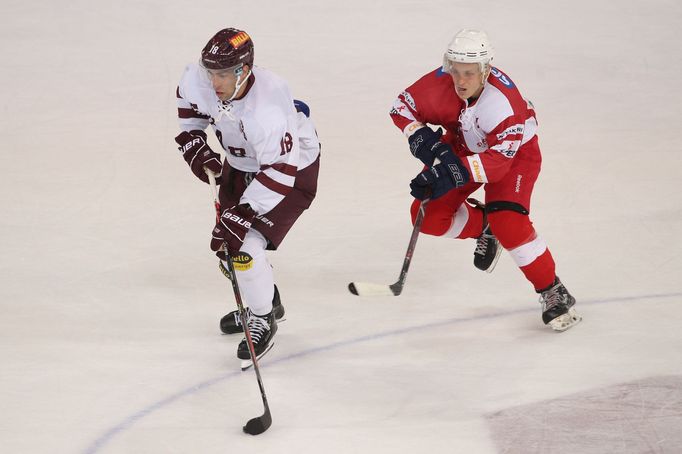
top-left (175, 130), bottom-right (222, 184)
top-left (210, 204), bottom-right (256, 257)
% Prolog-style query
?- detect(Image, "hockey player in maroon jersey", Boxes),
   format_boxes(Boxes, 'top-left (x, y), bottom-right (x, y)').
top-left (174, 28), bottom-right (321, 361)
top-left (390, 29), bottom-right (580, 331)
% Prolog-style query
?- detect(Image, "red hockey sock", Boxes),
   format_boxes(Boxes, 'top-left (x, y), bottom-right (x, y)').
top-left (519, 249), bottom-right (556, 291)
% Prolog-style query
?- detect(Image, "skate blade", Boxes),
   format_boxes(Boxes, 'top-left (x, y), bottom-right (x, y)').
top-left (548, 308), bottom-right (582, 332)
top-left (240, 342), bottom-right (275, 371)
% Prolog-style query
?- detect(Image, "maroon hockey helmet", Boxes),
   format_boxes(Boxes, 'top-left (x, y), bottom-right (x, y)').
top-left (201, 28), bottom-right (254, 70)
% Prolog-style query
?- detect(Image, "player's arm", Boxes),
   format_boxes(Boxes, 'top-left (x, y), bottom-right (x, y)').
top-left (240, 119), bottom-right (299, 215)
top-left (389, 81), bottom-right (443, 166)
top-left (174, 85), bottom-right (222, 183)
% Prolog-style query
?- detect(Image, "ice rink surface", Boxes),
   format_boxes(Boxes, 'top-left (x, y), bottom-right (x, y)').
top-left (2, 0), bottom-right (682, 453)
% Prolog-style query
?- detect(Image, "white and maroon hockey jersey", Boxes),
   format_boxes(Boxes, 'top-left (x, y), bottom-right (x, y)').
top-left (390, 66), bottom-right (538, 183)
top-left (177, 64), bottom-right (320, 215)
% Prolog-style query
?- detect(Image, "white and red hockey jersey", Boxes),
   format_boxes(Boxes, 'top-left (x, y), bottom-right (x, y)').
top-left (390, 66), bottom-right (538, 183)
top-left (177, 64), bottom-right (320, 215)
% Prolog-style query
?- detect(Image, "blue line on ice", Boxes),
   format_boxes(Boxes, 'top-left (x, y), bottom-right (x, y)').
top-left (81, 291), bottom-right (681, 453)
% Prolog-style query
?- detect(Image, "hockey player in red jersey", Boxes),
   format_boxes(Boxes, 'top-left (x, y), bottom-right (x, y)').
top-left (390, 29), bottom-right (581, 331)
top-left (174, 28), bottom-right (321, 361)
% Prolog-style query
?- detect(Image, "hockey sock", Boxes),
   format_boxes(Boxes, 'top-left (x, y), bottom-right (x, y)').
top-left (233, 230), bottom-right (275, 316)
top-left (488, 211), bottom-right (556, 290)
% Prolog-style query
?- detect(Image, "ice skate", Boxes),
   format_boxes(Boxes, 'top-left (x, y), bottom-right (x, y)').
top-left (468, 198), bottom-right (502, 273)
top-left (538, 277), bottom-right (582, 332)
top-left (220, 285), bottom-right (285, 334)
top-left (238, 311), bottom-right (277, 370)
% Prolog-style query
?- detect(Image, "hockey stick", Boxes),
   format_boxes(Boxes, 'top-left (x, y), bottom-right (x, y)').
top-left (348, 197), bottom-right (429, 296)
top-left (208, 172), bottom-right (272, 436)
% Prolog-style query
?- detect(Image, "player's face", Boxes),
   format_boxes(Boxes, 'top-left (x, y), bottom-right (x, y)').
top-left (449, 62), bottom-right (487, 100)
top-left (206, 67), bottom-right (240, 101)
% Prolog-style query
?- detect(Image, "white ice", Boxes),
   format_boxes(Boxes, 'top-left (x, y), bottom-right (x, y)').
top-left (1, 1), bottom-right (682, 453)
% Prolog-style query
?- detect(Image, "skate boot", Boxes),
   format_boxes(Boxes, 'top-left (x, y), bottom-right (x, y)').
top-left (237, 310), bottom-right (277, 361)
top-left (220, 285), bottom-right (285, 334)
top-left (538, 277), bottom-right (582, 332)
top-left (468, 198), bottom-right (502, 273)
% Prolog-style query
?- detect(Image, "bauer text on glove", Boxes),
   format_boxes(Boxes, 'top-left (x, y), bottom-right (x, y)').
top-left (210, 204), bottom-right (257, 257)
top-left (410, 143), bottom-right (469, 200)
top-left (407, 126), bottom-right (443, 166)
top-left (175, 130), bottom-right (222, 184)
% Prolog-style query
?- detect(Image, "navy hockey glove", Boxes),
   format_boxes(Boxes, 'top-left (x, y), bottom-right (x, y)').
top-left (210, 204), bottom-right (256, 257)
top-left (175, 130), bottom-right (222, 184)
top-left (408, 126), bottom-right (443, 166)
top-left (410, 143), bottom-right (470, 200)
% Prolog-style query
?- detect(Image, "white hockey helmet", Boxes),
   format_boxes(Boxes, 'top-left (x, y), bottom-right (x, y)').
top-left (443, 29), bottom-right (494, 73)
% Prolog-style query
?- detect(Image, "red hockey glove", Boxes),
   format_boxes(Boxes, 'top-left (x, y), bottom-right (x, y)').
top-left (175, 130), bottom-right (222, 184)
top-left (210, 204), bottom-right (257, 257)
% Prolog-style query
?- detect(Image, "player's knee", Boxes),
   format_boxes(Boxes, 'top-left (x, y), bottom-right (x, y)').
top-left (487, 207), bottom-right (535, 250)
top-left (410, 200), bottom-right (453, 236)
top-left (234, 231), bottom-right (268, 276)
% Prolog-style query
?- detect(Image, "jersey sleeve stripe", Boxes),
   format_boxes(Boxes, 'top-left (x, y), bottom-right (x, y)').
top-left (178, 108), bottom-right (210, 120)
top-left (255, 172), bottom-right (292, 196)
top-left (260, 162), bottom-right (297, 176)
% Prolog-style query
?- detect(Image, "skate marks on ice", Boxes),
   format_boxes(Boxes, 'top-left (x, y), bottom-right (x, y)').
top-left (486, 375), bottom-right (682, 454)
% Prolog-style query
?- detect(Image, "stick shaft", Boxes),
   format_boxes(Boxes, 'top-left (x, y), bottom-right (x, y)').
top-left (207, 171), bottom-right (271, 426)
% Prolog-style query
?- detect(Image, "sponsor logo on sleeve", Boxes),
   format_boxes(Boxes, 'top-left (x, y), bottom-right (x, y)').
top-left (496, 124), bottom-right (524, 141)
top-left (466, 155), bottom-right (488, 183)
top-left (491, 140), bottom-right (520, 158)
top-left (400, 91), bottom-right (417, 111)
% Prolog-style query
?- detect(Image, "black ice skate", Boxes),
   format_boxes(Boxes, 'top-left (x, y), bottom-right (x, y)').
top-left (238, 311), bottom-right (277, 369)
top-left (538, 277), bottom-right (582, 332)
top-left (468, 198), bottom-right (502, 273)
top-left (220, 285), bottom-right (285, 334)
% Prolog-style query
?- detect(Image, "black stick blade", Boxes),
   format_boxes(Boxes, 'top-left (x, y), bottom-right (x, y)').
top-left (243, 411), bottom-right (272, 435)
top-left (347, 281), bottom-right (396, 297)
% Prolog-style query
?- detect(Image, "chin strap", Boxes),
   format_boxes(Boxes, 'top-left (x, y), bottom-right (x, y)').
top-left (217, 68), bottom-right (253, 121)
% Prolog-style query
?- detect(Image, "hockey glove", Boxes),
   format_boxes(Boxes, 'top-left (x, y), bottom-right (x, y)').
top-left (175, 130), bottom-right (222, 184)
top-left (407, 126), bottom-right (443, 166)
top-left (410, 143), bottom-right (470, 200)
top-left (210, 204), bottom-right (256, 257)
